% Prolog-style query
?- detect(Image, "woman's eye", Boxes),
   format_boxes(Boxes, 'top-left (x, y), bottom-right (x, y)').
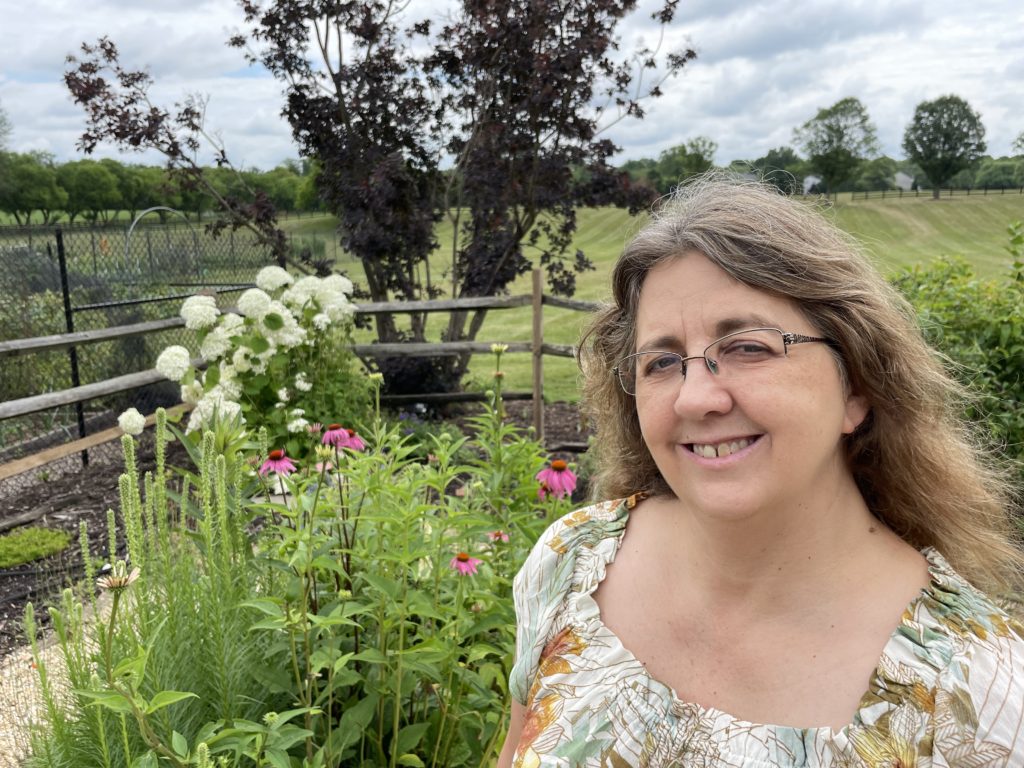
top-left (720, 341), bottom-right (771, 358)
top-left (644, 354), bottom-right (679, 375)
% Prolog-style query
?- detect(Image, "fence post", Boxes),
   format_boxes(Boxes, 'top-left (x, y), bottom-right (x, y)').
top-left (531, 268), bottom-right (545, 443)
top-left (55, 229), bottom-right (89, 467)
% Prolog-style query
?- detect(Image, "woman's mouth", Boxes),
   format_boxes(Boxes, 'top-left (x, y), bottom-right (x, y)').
top-left (687, 436), bottom-right (758, 458)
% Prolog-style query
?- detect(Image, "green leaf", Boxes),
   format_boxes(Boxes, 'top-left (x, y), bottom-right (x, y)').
top-left (263, 746), bottom-right (292, 768)
top-left (362, 572), bottom-right (401, 599)
top-left (171, 730), bottom-right (189, 758)
top-left (204, 363), bottom-right (221, 388)
top-left (263, 312), bottom-right (285, 331)
top-left (335, 692), bottom-right (379, 751)
top-left (240, 597), bottom-right (285, 616)
top-left (397, 755), bottom-right (426, 767)
top-left (145, 690), bottom-right (199, 715)
top-left (131, 751), bottom-right (158, 768)
top-left (76, 689), bottom-right (135, 714)
top-left (243, 334), bottom-right (271, 354)
top-left (395, 722), bottom-right (431, 754)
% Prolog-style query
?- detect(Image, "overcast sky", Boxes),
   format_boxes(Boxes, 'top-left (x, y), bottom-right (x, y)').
top-left (2, 0), bottom-right (1022, 171)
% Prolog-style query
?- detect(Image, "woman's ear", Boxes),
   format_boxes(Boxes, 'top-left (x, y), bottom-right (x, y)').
top-left (842, 393), bottom-right (869, 435)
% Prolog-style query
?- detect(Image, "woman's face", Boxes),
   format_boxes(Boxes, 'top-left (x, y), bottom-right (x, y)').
top-left (632, 251), bottom-right (866, 520)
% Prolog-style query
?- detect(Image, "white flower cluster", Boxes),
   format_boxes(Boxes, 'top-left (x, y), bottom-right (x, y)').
top-left (156, 346), bottom-right (192, 382)
top-left (156, 266), bottom-right (358, 434)
top-left (180, 294), bottom-right (220, 330)
top-left (118, 407), bottom-right (146, 436)
top-left (255, 265), bottom-right (294, 292)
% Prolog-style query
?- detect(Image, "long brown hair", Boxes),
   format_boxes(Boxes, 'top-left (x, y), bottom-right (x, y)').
top-left (579, 175), bottom-right (1023, 594)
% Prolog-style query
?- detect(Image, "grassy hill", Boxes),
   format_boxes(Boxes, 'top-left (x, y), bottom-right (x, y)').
top-left (281, 195), bottom-right (1024, 402)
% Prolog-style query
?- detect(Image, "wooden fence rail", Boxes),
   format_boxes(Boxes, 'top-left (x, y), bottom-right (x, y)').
top-left (1, 271), bottom-right (600, 474)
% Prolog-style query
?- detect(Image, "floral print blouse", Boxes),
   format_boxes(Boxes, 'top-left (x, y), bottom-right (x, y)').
top-left (508, 496), bottom-right (1024, 767)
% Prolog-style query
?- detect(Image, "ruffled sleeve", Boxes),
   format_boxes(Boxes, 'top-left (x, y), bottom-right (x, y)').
top-left (922, 555), bottom-right (1024, 763)
top-left (508, 499), bottom-right (630, 705)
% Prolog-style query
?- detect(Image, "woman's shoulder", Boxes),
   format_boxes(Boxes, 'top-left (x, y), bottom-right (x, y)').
top-left (911, 549), bottom-right (1024, 756)
top-left (920, 548), bottom-right (1024, 643)
top-left (519, 494), bottom-right (640, 573)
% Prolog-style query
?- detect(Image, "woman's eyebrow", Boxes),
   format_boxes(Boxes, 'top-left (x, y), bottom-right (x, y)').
top-left (637, 316), bottom-right (780, 353)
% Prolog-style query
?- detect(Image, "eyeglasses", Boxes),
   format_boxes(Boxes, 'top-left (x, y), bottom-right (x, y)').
top-left (614, 327), bottom-right (833, 396)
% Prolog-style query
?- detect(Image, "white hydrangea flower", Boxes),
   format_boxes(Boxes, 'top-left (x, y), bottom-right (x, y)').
top-left (199, 326), bottom-right (231, 361)
top-left (312, 313), bottom-right (331, 331)
top-left (282, 276), bottom-right (321, 309)
top-left (237, 288), bottom-right (272, 318)
top-left (180, 295), bottom-right (220, 330)
top-left (156, 345), bottom-right (192, 382)
top-left (289, 408), bottom-right (305, 417)
top-left (323, 296), bottom-right (354, 323)
top-left (118, 407), bottom-right (146, 436)
top-left (181, 381), bottom-right (203, 405)
top-left (215, 363), bottom-right (242, 401)
top-left (287, 417), bottom-right (309, 433)
top-left (220, 312), bottom-right (244, 333)
top-left (255, 265), bottom-right (294, 292)
top-left (320, 274), bottom-right (354, 297)
top-left (294, 372), bottom-right (313, 392)
top-left (232, 347), bottom-right (253, 373)
top-left (277, 387), bottom-right (290, 403)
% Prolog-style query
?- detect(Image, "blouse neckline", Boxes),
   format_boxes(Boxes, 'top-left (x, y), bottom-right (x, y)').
top-left (568, 494), bottom-right (959, 743)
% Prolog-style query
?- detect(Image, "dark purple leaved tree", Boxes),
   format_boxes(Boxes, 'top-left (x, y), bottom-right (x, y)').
top-left (65, 2), bottom-right (694, 392)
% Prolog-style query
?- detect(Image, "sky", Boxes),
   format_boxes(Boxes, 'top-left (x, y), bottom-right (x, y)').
top-left (1, 0), bottom-right (1022, 172)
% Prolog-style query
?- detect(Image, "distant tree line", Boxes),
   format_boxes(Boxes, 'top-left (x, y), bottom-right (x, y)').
top-left (0, 149), bottom-right (322, 226)
top-left (620, 95), bottom-right (1024, 198)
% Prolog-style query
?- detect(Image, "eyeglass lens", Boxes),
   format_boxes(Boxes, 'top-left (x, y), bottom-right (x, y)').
top-left (619, 328), bottom-right (788, 395)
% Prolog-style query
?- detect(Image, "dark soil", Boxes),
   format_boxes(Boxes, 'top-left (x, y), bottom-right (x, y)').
top-left (0, 401), bottom-right (589, 662)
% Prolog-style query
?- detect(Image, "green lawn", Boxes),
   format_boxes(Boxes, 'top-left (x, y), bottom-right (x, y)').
top-left (281, 196), bottom-right (1024, 402)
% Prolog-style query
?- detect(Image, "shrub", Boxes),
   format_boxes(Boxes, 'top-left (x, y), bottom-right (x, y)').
top-left (0, 527), bottom-right (71, 568)
top-left (155, 266), bottom-right (371, 459)
top-left (891, 221), bottom-right (1024, 472)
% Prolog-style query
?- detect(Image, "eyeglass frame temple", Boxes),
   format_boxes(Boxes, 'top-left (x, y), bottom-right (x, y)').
top-left (613, 330), bottom-right (834, 395)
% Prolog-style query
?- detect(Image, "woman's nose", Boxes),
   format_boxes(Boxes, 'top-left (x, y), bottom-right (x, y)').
top-left (672, 357), bottom-right (733, 416)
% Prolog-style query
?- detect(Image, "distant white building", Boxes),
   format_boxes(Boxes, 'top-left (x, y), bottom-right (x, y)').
top-left (802, 175), bottom-right (822, 194)
top-left (894, 172), bottom-right (915, 191)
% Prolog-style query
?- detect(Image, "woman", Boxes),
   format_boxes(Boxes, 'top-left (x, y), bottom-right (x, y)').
top-left (498, 177), bottom-right (1024, 766)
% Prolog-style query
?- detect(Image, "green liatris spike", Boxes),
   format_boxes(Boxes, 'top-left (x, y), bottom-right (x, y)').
top-left (258, 426), bottom-right (269, 462)
top-left (106, 507), bottom-right (118, 560)
top-left (121, 433), bottom-right (137, 478)
top-left (23, 602), bottom-right (35, 644)
top-left (119, 473), bottom-right (143, 569)
top-left (79, 521), bottom-right (95, 586)
top-left (195, 743), bottom-right (211, 768)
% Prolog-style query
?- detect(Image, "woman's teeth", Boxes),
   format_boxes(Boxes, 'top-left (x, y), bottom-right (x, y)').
top-left (691, 437), bottom-right (753, 458)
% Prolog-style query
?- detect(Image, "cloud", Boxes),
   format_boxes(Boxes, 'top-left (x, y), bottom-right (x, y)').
top-left (3, 0), bottom-right (1023, 170)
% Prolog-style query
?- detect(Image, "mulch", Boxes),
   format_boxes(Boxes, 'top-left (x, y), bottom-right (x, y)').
top-left (0, 401), bottom-right (590, 662)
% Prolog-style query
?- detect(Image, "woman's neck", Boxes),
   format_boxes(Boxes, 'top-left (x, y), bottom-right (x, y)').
top-left (641, 478), bottom-right (914, 617)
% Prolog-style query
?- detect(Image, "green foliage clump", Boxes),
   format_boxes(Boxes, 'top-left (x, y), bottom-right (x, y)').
top-left (24, 369), bottom-right (575, 766)
top-left (892, 221), bottom-right (1024, 471)
top-left (0, 526), bottom-right (72, 568)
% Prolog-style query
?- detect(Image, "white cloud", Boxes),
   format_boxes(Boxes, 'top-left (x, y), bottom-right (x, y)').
top-left (1, 0), bottom-right (1022, 171)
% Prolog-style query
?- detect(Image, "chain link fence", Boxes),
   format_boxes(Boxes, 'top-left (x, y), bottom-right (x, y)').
top-left (0, 221), bottom-right (278, 462)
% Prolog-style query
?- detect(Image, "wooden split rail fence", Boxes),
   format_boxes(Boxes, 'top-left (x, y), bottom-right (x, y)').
top-left (0, 270), bottom-right (599, 480)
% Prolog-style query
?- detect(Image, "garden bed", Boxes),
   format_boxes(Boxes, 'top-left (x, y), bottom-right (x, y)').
top-left (0, 400), bottom-right (590, 664)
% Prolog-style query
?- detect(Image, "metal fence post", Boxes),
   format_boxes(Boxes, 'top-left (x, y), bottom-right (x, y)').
top-left (55, 228), bottom-right (89, 466)
top-left (532, 268), bottom-right (544, 443)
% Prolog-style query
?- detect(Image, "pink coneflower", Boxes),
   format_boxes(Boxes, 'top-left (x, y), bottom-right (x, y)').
top-left (536, 459), bottom-right (577, 500)
top-left (322, 424), bottom-right (366, 451)
top-left (307, 422), bottom-right (323, 437)
top-left (259, 449), bottom-right (296, 477)
top-left (449, 552), bottom-right (482, 576)
top-left (487, 530), bottom-right (510, 543)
